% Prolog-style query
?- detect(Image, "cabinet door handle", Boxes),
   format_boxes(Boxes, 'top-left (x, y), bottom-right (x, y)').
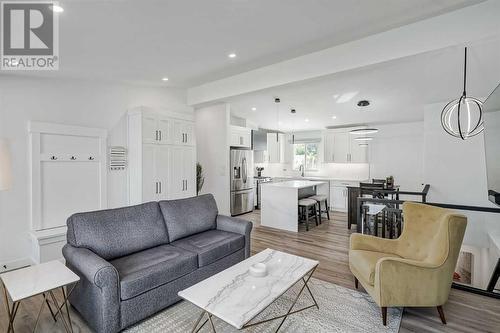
top-left (155, 182), bottom-right (158, 194)
top-left (155, 130), bottom-right (158, 141)
top-left (159, 130), bottom-right (162, 141)
top-left (185, 133), bottom-right (188, 143)
top-left (182, 133), bottom-right (185, 143)
top-left (159, 182), bottom-right (162, 194)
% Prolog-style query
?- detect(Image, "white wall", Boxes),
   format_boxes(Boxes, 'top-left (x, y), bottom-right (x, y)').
top-left (0, 75), bottom-right (188, 268)
top-left (369, 122), bottom-right (425, 191)
top-left (195, 103), bottom-right (231, 215)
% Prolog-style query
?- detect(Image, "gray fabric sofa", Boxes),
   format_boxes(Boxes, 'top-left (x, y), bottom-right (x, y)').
top-left (62, 194), bottom-right (252, 333)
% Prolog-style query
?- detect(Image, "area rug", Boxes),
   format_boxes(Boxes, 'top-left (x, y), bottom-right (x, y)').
top-left (125, 278), bottom-right (402, 332)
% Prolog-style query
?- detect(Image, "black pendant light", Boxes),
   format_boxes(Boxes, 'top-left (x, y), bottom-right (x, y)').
top-left (441, 47), bottom-right (484, 140)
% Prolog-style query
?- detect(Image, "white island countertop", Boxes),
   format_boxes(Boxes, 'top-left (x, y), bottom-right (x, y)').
top-left (264, 180), bottom-right (327, 189)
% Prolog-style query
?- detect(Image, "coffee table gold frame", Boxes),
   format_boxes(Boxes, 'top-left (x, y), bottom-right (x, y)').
top-left (2, 281), bottom-right (77, 333)
top-left (190, 265), bottom-right (318, 333)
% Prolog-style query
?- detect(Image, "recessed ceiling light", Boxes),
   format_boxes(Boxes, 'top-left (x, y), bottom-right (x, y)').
top-left (305, 118), bottom-right (309, 122)
top-left (50, 5), bottom-right (64, 12)
top-left (331, 115), bottom-right (337, 119)
top-left (161, 77), bottom-right (169, 81)
top-left (354, 137), bottom-right (373, 141)
top-left (251, 107), bottom-right (256, 111)
top-left (359, 143), bottom-right (369, 147)
top-left (228, 53), bottom-right (237, 58)
top-left (357, 100), bottom-right (370, 107)
top-left (350, 128), bottom-right (378, 135)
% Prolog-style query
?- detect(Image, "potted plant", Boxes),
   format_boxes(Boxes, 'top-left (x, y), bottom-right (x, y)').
top-left (196, 162), bottom-right (205, 195)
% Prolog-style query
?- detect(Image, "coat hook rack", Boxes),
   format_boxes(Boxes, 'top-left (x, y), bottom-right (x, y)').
top-left (70, 156), bottom-right (77, 160)
top-left (88, 156), bottom-right (95, 161)
top-left (50, 156), bottom-right (57, 160)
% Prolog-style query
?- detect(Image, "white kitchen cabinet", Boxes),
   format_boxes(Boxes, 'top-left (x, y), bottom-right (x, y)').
top-left (349, 136), bottom-right (368, 163)
top-left (142, 144), bottom-right (170, 202)
top-left (230, 125), bottom-right (252, 148)
top-left (323, 132), bottom-right (335, 163)
top-left (267, 132), bottom-right (285, 163)
top-left (141, 112), bottom-right (172, 145)
top-left (323, 127), bottom-right (368, 163)
top-left (330, 185), bottom-right (348, 212)
top-left (333, 132), bottom-right (349, 163)
top-left (174, 119), bottom-right (195, 146)
top-left (170, 146), bottom-right (196, 199)
top-left (126, 107), bottom-right (197, 204)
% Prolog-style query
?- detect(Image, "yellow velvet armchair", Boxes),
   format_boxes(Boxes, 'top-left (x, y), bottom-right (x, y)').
top-left (349, 202), bottom-right (467, 326)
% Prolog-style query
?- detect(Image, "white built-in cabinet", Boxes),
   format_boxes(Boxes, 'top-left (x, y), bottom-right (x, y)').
top-left (267, 132), bottom-right (285, 163)
top-left (128, 107), bottom-right (196, 204)
top-left (323, 127), bottom-right (368, 163)
top-left (230, 125), bottom-right (252, 148)
top-left (329, 180), bottom-right (359, 212)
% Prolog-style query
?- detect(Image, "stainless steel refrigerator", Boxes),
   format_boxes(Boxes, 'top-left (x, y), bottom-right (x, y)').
top-left (230, 149), bottom-right (254, 216)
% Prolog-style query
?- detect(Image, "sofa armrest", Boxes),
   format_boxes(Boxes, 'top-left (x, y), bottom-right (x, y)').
top-left (216, 215), bottom-right (253, 258)
top-left (350, 233), bottom-right (399, 254)
top-left (62, 244), bottom-right (121, 333)
top-left (374, 257), bottom-right (452, 307)
top-left (63, 244), bottom-right (119, 289)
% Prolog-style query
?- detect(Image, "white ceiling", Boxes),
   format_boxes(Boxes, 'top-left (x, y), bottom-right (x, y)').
top-left (2, 0), bottom-right (483, 87)
top-left (227, 38), bottom-right (500, 131)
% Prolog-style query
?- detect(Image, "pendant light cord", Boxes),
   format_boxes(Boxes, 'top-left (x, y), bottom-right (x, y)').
top-left (462, 47), bottom-right (467, 96)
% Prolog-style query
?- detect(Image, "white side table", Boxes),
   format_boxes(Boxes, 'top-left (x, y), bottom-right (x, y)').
top-left (1, 260), bottom-right (80, 333)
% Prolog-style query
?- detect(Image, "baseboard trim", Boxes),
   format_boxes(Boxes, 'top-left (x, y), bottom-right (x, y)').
top-left (0, 257), bottom-right (35, 273)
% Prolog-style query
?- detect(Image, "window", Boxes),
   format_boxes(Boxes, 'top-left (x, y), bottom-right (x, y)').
top-left (293, 143), bottom-right (318, 171)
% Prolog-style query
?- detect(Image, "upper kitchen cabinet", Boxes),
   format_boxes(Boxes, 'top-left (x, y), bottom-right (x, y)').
top-left (323, 127), bottom-right (368, 163)
top-left (230, 125), bottom-right (252, 148)
top-left (141, 112), bottom-right (172, 144)
top-left (267, 132), bottom-right (286, 163)
top-left (173, 119), bottom-right (195, 146)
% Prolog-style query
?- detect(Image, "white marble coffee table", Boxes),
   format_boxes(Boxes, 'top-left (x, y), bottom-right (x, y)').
top-left (0, 260), bottom-right (80, 333)
top-left (178, 248), bottom-right (319, 332)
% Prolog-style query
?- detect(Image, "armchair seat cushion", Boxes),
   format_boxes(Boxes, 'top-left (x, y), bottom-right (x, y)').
top-left (349, 250), bottom-right (401, 286)
top-left (171, 230), bottom-right (245, 267)
top-left (111, 245), bottom-right (198, 300)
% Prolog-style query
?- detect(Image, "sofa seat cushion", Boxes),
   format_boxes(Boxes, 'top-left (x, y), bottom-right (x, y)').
top-left (171, 230), bottom-right (245, 267)
top-left (349, 250), bottom-right (401, 286)
top-left (111, 245), bottom-right (198, 300)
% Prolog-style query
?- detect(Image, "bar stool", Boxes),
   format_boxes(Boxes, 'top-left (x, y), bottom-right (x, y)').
top-left (309, 194), bottom-right (330, 222)
top-left (298, 198), bottom-right (318, 231)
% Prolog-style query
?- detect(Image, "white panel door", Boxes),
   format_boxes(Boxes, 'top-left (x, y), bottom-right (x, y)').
top-left (169, 146), bottom-right (185, 199)
top-left (156, 146), bottom-right (170, 200)
top-left (183, 147), bottom-right (196, 197)
top-left (333, 132), bottom-right (349, 163)
top-left (142, 113), bottom-right (158, 144)
top-left (157, 116), bottom-right (172, 145)
top-left (142, 144), bottom-right (157, 202)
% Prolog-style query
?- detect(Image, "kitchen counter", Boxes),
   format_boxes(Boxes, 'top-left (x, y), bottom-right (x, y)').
top-left (264, 180), bottom-right (327, 189)
top-left (260, 180), bottom-right (329, 232)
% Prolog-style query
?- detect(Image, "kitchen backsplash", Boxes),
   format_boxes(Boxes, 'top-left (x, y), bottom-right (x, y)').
top-left (254, 162), bottom-right (370, 180)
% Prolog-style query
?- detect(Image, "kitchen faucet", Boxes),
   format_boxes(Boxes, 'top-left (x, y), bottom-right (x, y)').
top-left (299, 164), bottom-right (305, 177)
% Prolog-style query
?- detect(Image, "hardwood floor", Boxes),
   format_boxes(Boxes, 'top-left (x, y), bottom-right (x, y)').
top-left (1, 210), bottom-right (499, 332)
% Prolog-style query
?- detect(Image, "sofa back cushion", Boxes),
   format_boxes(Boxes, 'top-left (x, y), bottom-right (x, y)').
top-left (66, 202), bottom-right (169, 260)
top-left (159, 194), bottom-right (218, 242)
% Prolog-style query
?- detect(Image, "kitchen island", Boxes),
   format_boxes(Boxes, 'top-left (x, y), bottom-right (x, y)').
top-left (261, 180), bottom-right (329, 232)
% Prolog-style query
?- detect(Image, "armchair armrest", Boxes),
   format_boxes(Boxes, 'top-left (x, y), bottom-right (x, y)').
top-left (350, 233), bottom-right (399, 255)
top-left (375, 257), bottom-right (452, 307)
top-left (62, 244), bottom-right (119, 289)
top-left (216, 215), bottom-right (253, 258)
